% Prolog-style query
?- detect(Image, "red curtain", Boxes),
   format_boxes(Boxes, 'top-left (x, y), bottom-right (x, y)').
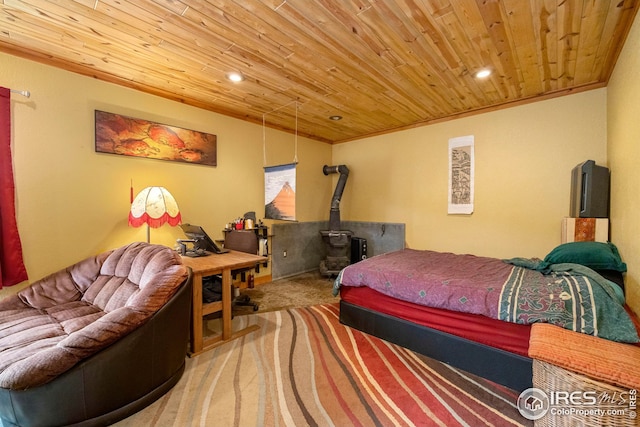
top-left (0, 87), bottom-right (28, 288)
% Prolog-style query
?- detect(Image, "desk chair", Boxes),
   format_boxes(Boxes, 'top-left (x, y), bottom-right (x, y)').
top-left (224, 230), bottom-right (260, 311)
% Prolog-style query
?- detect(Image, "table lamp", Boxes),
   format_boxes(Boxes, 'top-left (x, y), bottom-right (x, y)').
top-left (129, 186), bottom-right (181, 243)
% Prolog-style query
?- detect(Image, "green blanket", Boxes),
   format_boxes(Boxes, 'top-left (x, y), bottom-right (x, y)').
top-left (502, 258), bottom-right (637, 343)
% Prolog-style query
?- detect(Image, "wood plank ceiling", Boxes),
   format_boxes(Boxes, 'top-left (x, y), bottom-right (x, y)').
top-left (1, 0), bottom-right (638, 143)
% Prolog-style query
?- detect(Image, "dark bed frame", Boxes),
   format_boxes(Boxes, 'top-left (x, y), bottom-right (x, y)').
top-left (339, 300), bottom-right (533, 392)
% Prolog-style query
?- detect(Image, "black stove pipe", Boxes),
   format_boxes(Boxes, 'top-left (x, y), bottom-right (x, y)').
top-left (323, 164), bottom-right (349, 231)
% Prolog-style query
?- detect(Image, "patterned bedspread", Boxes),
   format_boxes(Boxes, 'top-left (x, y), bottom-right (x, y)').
top-left (335, 249), bottom-right (639, 343)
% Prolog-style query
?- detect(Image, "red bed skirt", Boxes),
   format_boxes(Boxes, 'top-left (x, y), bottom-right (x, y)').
top-left (340, 285), bottom-right (531, 357)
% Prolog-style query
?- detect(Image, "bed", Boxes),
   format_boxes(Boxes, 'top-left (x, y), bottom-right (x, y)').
top-left (333, 241), bottom-right (639, 392)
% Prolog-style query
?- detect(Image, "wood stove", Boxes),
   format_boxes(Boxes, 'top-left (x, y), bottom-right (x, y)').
top-left (319, 165), bottom-right (352, 276)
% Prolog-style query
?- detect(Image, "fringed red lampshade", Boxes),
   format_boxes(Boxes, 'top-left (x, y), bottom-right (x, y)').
top-left (129, 186), bottom-right (181, 242)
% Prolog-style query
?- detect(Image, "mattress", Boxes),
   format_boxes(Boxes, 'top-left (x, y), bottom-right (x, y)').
top-left (340, 285), bottom-right (531, 357)
top-left (335, 248), bottom-right (638, 344)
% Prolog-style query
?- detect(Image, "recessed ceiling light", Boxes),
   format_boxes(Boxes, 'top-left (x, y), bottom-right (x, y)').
top-left (225, 72), bottom-right (245, 82)
top-left (329, 115), bottom-right (342, 121)
top-left (475, 69), bottom-right (492, 79)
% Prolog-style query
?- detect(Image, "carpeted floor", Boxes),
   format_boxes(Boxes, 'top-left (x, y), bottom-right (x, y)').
top-left (114, 303), bottom-right (530, 427)
top-left (233, 270), bottom-right (340, 315)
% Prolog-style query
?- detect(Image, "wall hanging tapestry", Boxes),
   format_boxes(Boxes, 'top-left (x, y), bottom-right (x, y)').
top-left (448, 135), bottom-right (475, 214)
top-left (264, 163), bottom-right (296, 221)
top-left (95, 110), bottom-right (217, 166)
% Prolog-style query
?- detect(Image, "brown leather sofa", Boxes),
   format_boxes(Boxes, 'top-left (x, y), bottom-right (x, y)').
top-left (0, 242), bottom-right (193, 427)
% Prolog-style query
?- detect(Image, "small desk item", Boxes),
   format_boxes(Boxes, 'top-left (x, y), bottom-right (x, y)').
top-left (181, 250), bottom-right (266, 357)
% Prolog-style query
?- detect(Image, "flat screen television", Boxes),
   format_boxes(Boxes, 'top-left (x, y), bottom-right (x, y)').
top-left (570, 160), bottom-right (609, 218)
top-left (180, 224), bottom-right (228, 254)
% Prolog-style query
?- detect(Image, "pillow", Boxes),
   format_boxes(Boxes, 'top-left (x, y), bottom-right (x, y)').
top-left (543, 241), bottom-right (627, 272)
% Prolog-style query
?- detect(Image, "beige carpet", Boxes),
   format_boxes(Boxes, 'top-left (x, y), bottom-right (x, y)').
top-left (233, 270), bottom-right (340, 315)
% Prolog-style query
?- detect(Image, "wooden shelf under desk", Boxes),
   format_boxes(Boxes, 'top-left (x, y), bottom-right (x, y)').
top-left (180, 250), bottom-right (267, 357)
top-left (202, 300), bottom-right (222, 316)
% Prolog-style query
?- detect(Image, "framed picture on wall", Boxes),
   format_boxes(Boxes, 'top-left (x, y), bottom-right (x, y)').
top-left (94, 110), bottom-right (217, 166)
top-left (264, 163), bottom-right (296, 221)
top-left (448, 135), bottom-right (474, 214)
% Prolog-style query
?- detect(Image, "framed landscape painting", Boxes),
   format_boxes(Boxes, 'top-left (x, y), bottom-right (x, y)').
top-left (264, 163), bottom-right (296, 221)
top-left (95, 110), bottom-right (217, 166)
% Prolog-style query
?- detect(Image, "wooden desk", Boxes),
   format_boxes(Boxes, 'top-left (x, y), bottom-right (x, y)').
top-left (181, 250), bottom-right (267, 357)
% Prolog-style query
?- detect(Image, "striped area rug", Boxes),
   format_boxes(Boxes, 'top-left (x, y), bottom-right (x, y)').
top-left (115, 303), bottom-right (530, 426)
